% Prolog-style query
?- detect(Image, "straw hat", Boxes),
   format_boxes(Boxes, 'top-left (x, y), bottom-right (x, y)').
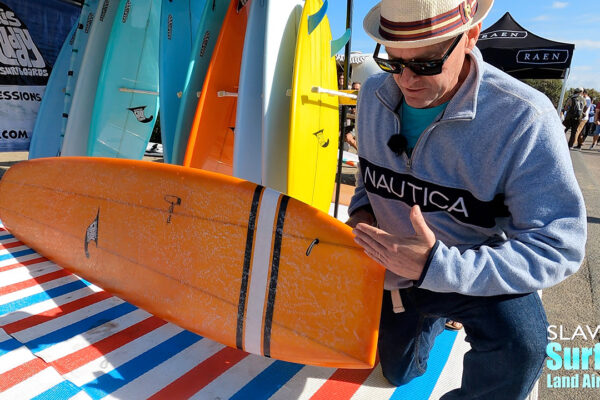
top-left (363, 0), bottom-right (494, 48)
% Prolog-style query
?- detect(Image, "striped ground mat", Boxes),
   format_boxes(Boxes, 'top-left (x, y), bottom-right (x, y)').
top-left (0, 224), bottom-right (473, 400)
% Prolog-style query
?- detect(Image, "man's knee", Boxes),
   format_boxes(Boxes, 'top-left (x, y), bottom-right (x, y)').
top-left (380, 356), bottom-right (425, 387)
top-left (510, 323), bottom-right (549, 369)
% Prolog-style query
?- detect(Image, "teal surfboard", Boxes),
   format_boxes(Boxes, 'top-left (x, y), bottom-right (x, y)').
top-left (88, 0), bottom-right (161, 159)
top-left (170, 0), bottom-right (229, 165)
top-left (28, 23), bottom-right (77, 160)
top-left (159, 0), bottom-right (205, 164)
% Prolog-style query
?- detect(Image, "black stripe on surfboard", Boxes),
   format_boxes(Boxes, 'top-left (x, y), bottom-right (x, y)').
top-left (263, 195), bottom-right (290, 358)
top-left (236, 185), bottom-right (264, 349)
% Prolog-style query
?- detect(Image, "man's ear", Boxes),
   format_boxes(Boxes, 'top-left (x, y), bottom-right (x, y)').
top-left (464, 23), bottom-right (482, 54)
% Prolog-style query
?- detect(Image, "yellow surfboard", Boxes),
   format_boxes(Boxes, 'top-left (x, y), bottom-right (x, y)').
top-left (0, 157), bottom-right (383, 368)
top-left (288, 0), bottom-right (339, 212)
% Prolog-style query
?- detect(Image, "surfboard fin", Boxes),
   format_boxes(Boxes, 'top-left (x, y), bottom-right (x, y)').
top-left (308, 0), bottom-right (328, 35)
top-left (331, 28), bottom-right (351, 57)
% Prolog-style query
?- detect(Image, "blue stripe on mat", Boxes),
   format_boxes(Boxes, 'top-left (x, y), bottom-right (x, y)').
top-left (31, 380), bottom-right (84, 400)
top-left (0, 336), bottom-right (23, 357)
top-left (0, 248), bottom-right (36, 261)
top-left (0, 233), bottom-right (15, 241)
top-left (0, 280), bottom-right (91, 316)
top-left (230, 360), bottom-right (305, 400)
top-left (390, 330), bottom-right (458, 400)
top-left (81, 330), bottom-right (202, 400)
top-left (26, 302), bottom-right (138, 353)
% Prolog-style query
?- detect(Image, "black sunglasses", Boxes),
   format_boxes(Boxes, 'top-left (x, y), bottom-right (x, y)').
top-left (373, 33), bottom-right (464, 76)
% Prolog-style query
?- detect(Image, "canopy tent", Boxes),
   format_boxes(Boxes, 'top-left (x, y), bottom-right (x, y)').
top-left (335, 52), bottom-right (381, 86)
top-left (476, 12), bottom-right (574, 111)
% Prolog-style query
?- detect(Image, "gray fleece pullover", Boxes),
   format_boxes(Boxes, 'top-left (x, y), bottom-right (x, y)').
top-left (349, 47), bottom-right (586, 296)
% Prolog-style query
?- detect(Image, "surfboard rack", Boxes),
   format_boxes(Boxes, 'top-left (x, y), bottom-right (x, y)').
top-left (119, 88), bottom-right (159, 96)
top-left (310, 86), bottom-right (357, 99)
top-left (217, 91), bottom-right (239, 97)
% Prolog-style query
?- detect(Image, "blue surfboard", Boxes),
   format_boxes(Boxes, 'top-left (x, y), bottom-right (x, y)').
top-left (170, 0), bottom-right (229, 165)
top-left (159, 0), bottom-right (205, 164)
top-left (88, 0), bottom-right (161, 159)
top-left (28, 22), bottom-right (78, 159)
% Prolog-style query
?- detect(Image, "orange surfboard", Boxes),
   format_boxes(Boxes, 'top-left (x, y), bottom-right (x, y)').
top-left (0, 157), bottom-right (384, 368)
top-left (183, 0), bottom-right (250, 174)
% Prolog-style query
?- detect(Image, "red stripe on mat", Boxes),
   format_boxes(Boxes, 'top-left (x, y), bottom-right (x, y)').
top-left (0, 357), bottom-right (48, 391)
top-left (2, 291), bottom-right (113, 334)
top-left (148, 346), bottom-right (249, 400)
top-left (0, 240), bottom-right (24, 250)
top-left (310, 363), bottom-right (379, 400)
top-left (50, 316), bottom-right (168, 374)
top-left (0, 269), bottom-right (71, 296)
top-left (0, 257), bottom-right (48, 273)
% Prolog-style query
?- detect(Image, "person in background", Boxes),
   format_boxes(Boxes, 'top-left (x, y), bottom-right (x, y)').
top-left (590, 100), bottom-right (600, 149)
top-left (347, 0), bottom-right (586, 397)
top-left (345, 81), bottom-right (361, 151)
top-left (574, 90), bottom-right (592, 148)
top-left (583, 98), bottom-right (596, 146)
top-left (563, 87), bottom-right (585, 148)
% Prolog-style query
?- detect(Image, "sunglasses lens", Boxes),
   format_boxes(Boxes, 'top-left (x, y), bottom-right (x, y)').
top-left (409, 62), bottom-right (442, 76)
top-left (376, 60), bottom-right (398, 73)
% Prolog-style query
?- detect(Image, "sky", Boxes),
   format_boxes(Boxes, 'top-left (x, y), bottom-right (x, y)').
top-left (327, 0), bottom-right (600, 91)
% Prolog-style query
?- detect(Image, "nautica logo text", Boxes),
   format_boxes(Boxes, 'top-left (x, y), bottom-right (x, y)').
top-left (364, 165), bottom-right (468, 217)
top-left (359, 158), bottom-right (509, 228)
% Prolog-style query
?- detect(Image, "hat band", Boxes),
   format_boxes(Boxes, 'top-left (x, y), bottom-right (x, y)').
top-left (379, 0), bottom-right (478, 41)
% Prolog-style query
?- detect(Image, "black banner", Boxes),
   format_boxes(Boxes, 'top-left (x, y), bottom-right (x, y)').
top-left (359, 158), bottom-right (510, 228)
top-left (0, 2), bottom-right (50, 86)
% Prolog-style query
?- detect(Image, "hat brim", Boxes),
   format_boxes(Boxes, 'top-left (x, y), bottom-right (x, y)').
top-left (363, 0), bottom-right (494, 48)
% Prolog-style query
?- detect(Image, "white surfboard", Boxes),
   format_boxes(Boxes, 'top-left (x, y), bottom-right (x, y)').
top-left (261, 0), bottom-right (304, 193)
top-left (233, 0), bottom-right (267, 184)
top-left (60, 0), bottom-right (100, 148)
top-left (61, 0), bottom-right (121, 156)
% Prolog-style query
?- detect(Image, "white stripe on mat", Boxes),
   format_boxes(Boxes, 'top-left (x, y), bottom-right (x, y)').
top-left (0, 343), bottom-right (37, 375)
top-left (0, 244), bottom-right (30, 255)
top-left (0, 262), bottom-right (61, 287)
top-left (11, 297), bottom-right (125, 344)
top-left (269, 365), bottom-right (337, 400)
top-left (429, 329), bottom-right (468, 399)
top-left (190, 354), bottom-right (274, 400)
top-left (64, 323), bottom-right (184, 386)
top-left (244, 188), bottom-right (281, 356)
top-left (0, 367), bottom-right (66, 400)
top-left (103, 338), bottom-right (225, 400)
top-left (351, 364), bottom-right (397, 399)
top-left (0, 252), bottom-right (43, 268)
top-left (0, 286), bottom-right (104, 327)
top-left (36, 308), bottom-right (153, 363)
top-left (0, 275), bottom-right (85, 309)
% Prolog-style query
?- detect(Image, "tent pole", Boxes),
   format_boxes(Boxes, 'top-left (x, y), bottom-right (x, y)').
top-left (334, 0), bottom-right (353, 219)
top-left (557, 67), bottom-right (570, 116)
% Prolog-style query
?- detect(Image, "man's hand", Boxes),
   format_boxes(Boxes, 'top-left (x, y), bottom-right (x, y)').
top-left (352, 205), bottom-right (436, 280)
top-left (346, 206), bottom-right (376, 228)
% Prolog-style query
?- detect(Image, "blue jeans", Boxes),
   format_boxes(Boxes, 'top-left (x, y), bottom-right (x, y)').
top-left (378, 287), bottom-right (548, 399)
